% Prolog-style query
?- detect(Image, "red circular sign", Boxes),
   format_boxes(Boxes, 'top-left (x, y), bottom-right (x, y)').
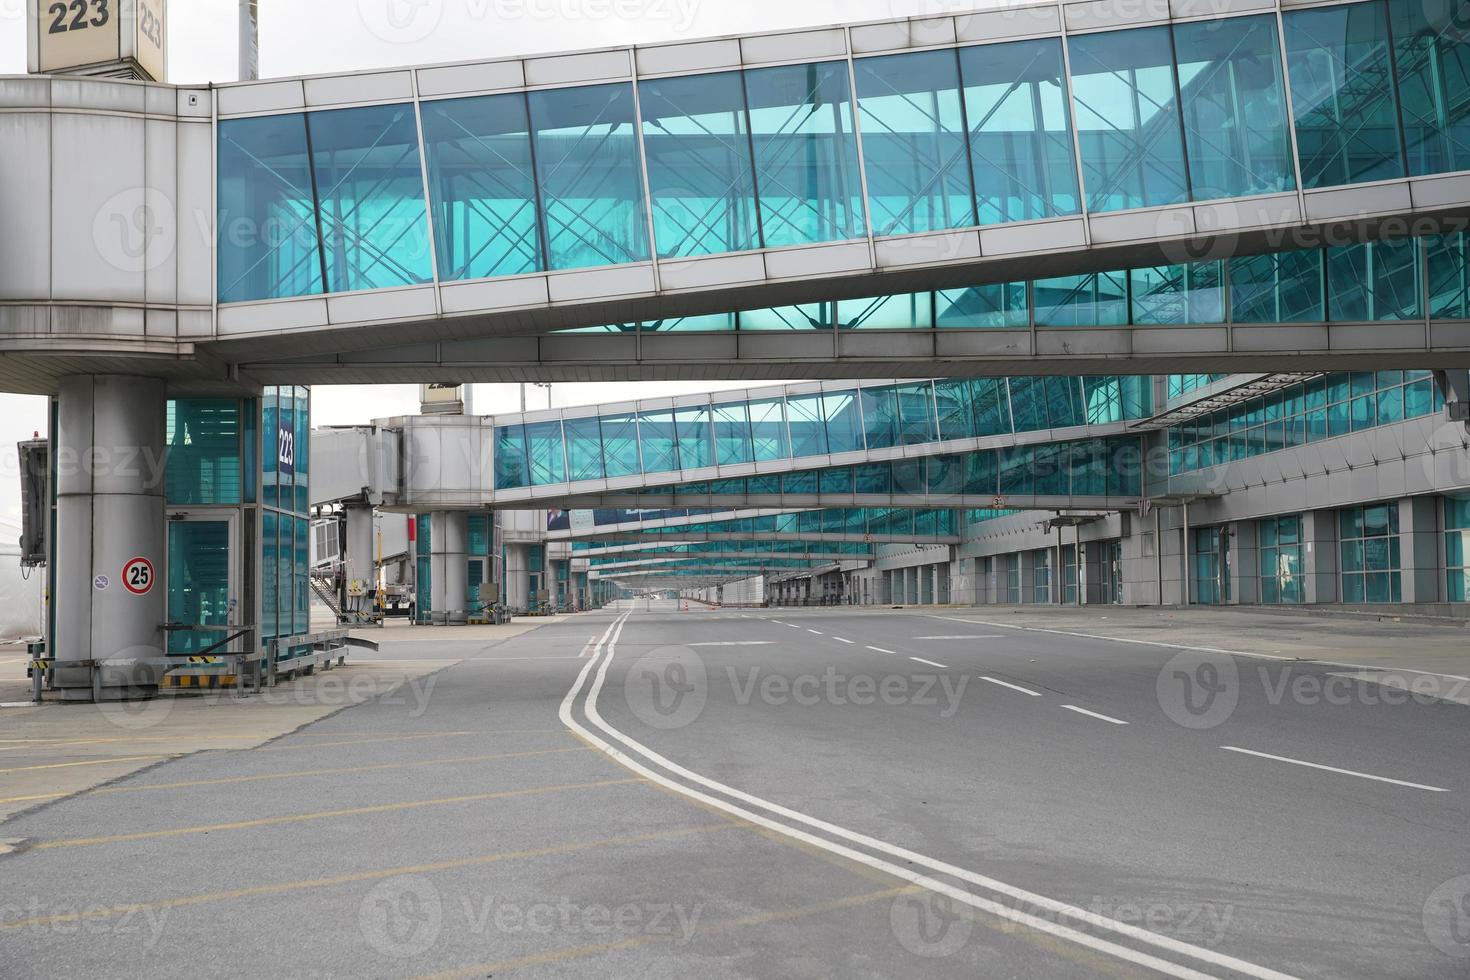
top-left (122, 557), bottom-right (155, 596)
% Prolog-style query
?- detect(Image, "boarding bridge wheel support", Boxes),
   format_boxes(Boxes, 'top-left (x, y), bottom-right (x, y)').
top-left (266, 630), bottom-right (381, 686)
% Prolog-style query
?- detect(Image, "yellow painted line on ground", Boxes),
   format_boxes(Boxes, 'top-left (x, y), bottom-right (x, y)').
top-left (0, 746), bottom-right (597, 806)
top-left (0, 754), bottom-right (169, 774)
top-left (37, 777), bottom-right (646, 850)
top-left (1, 822), bottom-right (742, 931)
top-left (414, 885), bottom-right (920, 979)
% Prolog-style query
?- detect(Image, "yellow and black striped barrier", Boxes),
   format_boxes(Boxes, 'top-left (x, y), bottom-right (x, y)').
top-left (162, 674), bottom-right (238, 689)
top-left (185, 656), bottom-right (222, 665)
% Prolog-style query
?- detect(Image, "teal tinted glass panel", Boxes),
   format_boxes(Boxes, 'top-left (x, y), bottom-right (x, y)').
top-left (1428, 233), bottom-right (1470, 318)
top-left (295, 516), bottom-right (309, 634)
top-left (934, 380), bottom-right (975, 441)
top-left (261, 512), bottom-right (278, 640)
top-left (1230, 249), bottom-right (1325, 322)
top-left (1284, 2), bottom-right (1406, 188)
top-left (959, 38), bottom-right (1080, 223)
top-left (860, 385), bottom-right (901, 450)
top-left (1389, 0), bottom-right (1470, 176)
top-left (1327, 238), bottom-right (1422, 320)
top-left (1034, 271), bottom-right (1128, 326)
top-left (674, 406), bottom-right (713, 469)
top-left (564, 416), bottom-right (604, 481)
top-left (786, 393), bottom-right (829, 457)
top-left (823, 390), bottom-right (865, 454)
top-left (468, 514), bottom-right (491, 556)
top-left (528, 83), bottom-right (649, 269)
top-left (599, 414), bottom-right (640, 478)
top-left (1173, 16), bottom-right (1295, 200)
top-left (525, 421), bottom-right (565, 486)
top-left (936, 283), bottom-right (1028, 327)
top-left (748, 399), bottom-right (789, 461)
top-left (495, 424), bottom-right (529, 489)
top-left (639, 71), bottom-right (760, 258)
top-left (974, 379), bottom-right (1012, 434)
top-left (1068, 27), bottom-right (1188, 212)
top-left (854, 50), bottom-right (976, 235)
top-left (838, 293), bottom-right (933, 329)
top-left (1131, 262), bottom-right (1223, 324)
top-left (638, 410), bottom-right (678, 472)
top-left (294, 387), bottom-right (310, 515)
top-left (744, 61), bottom-right (866, 246)
top-left (739, 302), bottom-right (834, 330)
top-left (167, 400), bottom-right (242, 505)
top-left (642, 313), bottom-right (737, 332)
top-left (421, 93), bottom-right (542, 280)
top-left (307, 104), bottom-right (432, 293)
top-left (166, 521), bottom-right (231, 655)
top-left (218, 114), bottom-right (322, 303)
top-left (712, 402), bottom-right (753, 465)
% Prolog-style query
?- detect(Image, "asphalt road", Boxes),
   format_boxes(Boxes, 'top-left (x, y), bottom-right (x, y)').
top-left (2, 601), bottom-right (1467, 978)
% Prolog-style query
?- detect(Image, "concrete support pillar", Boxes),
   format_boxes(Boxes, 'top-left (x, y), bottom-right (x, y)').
top-left (1401, 497), bottom-right (1441, 603)
top-left (53, 375), bottom-right (167, 700)
top-left (505, 543), bottom-right (530, 613)
top-left (1302, 510), bottom-right (1339, 604)
top-left (430, 511), bottom-right (469, 625)
top-left (1229, 521), bottom-right (1259, 605)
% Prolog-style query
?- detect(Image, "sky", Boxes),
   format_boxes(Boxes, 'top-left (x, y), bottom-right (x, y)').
top-left (0, 0), bottom-right (978, 518)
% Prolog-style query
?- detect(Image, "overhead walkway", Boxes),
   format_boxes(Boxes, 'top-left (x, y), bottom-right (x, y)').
top-left (546, 507), bottom-right (964, 544)
top-left (9, 0), bottom-right (1470, 389)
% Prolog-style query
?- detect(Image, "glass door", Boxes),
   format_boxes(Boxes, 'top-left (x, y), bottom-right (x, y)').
top-left (166, 512), bottom-right (239, 655)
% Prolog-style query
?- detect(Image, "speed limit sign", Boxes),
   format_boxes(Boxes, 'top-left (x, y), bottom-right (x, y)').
top-left (122, 557), bottom-right (155, 596)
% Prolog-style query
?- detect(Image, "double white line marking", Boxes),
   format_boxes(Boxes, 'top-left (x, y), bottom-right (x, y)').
top-left (560, 611), bottom-right (1298, 980)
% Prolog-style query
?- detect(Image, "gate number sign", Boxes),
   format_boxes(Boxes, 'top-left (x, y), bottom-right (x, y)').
top-left (122, 557), bottom-right (154, 596)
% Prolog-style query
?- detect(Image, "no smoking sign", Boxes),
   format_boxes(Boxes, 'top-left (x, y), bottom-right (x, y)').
top-left (122, 557), bottom-right (155, 596)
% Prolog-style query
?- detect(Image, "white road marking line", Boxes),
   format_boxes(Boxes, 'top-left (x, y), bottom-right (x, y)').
top-left (562, 612), bottom-right (1299, 980)
top-left (832, 637), bottom-right (854, 644)
top-left (915, 635), bottom-right (1004, 640)
top-left (1220, 746), bottom-right (1450, 792)
top-left (928, 615), bottom-right (1470, 685)
top-left (1061, 705), bottom-right (1129, 726)
top-left (866, 646), bottom-right (896, 655)
top-left (807, 629), bottom-right (824, 635)
top-left (688, 641), bottom-right (776, 647)
top-left (577, 636), bottom-right (597, 658)
top-left (980, 676), bottom-right (1042, 697)
top-left (909, 657), bottom-right (949, 669)
top-left (786, 624), bottom-right (802, 629)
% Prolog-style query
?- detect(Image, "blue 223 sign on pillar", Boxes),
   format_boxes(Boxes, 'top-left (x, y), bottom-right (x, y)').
top-left (277, 416), bottom-right (295, 478)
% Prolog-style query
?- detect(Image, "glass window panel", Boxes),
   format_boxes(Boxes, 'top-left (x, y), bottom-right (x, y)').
top-left (1008, 378), bottom-right (1047, 431)
top-left (672, 406), bottom-right (713, 469)
top-left (934, 379), bottom-right (975, 441)
top-left (167, 400), bottom-right (242, 506)
top-left (1172, 16), bottom-right (1295, 200)
top-left (739, 302), bottom-right (835, 330)
top-left (597, 414), bottom-right (639, 477)
top-left (712, 402), bottom-right (753, 465)
top-left (1283, 3), bottom-right (1406, 188)
top-left (528, 83), bottom-right (650, 269)
top-left (1131, 262), bottom-right (1224, 324)
top-left (855, 50), bottom-right (976, 235)
top-left (926, 455), bottom-right (963, 495)
top-left (1428, 233), bottom-right (1470, 319)
top-left (896, 382), bottom-right (939, 444)
top-left (856, 462), bottom-right (891, 494)
top-left (421, 93), bottom-right (542, 281)
top-left (999, 446), bottom-right (1035, 495)
top-left (638, 410), bottom-right (678, 473)
top-left (1032, 442), bottom-right (1068, 495)
top-left (823, 390), bottom-right (865, 454)
top-left (820, 467), bottom-right (854, 493)
top-left (973, 379), bottom-right (1013, 434)
top-left (748, 398), bottom-right (790, 461)
top-left (495, 428), bottom-right (527, 492)
top-left (1229, 249), bottom-right (1326, 322)
top-left (959, 38), bottom-right (1080, 224)
top-left (838, 293), bottom-right (933, 329)
top-left (786, 393), bottom-right (829, 457)
top-left (639, 71), bottom-right (761, 257)
top-left (563, 416), bottom-right (604, 482)
top-left (641, 313), bottom-right (737, 332)
top-left (1327, 238), bottom-right (1423, 321)
top-left (1068, 26), bottom-right (1189, 212)
top-left (218, 114), bottom-right (322, 303)
top-left (936, 282), bottom-right (1029, 328)
top-left (525, 421), bottom-right (566, 486)
top-left (1389, 0), bottom-right (1470, 177)
top-left (1034, 271), bottom-right (1128, 326)
top-left (294, 388), bottom-right (310, 514)
top-left (1405, 378), bottom-right (1435, 417)
top-left (744, 61), bottom-right (866, 246)
top-left (307, 104), bottom-right (432, 293)
top-left (860, 385), bottom-right (902, 450)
